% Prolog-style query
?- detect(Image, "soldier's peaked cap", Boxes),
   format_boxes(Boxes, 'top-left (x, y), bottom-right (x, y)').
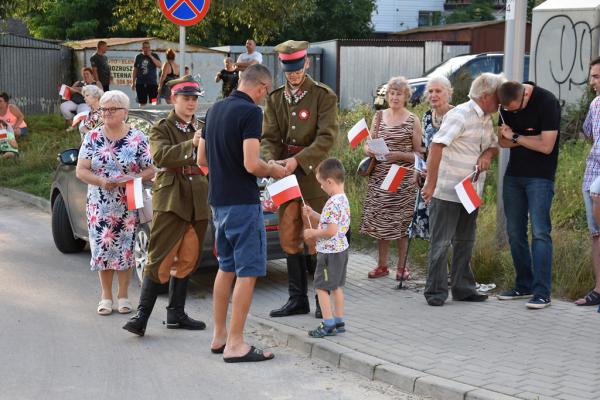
top-left (273, 40), bottom-right (309, 72)
top-left (167, 75), bottom-right (202, 96)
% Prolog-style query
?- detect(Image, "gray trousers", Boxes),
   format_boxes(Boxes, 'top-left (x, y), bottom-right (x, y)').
top-left (424, 198), bottom-right (479, 303)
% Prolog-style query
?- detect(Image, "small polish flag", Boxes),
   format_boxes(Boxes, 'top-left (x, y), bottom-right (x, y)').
top-left (454, 174), bottom-right (482, 214)
top-left (347, 118), bottom-right (370, 148)
top-left (380, 164), bottom-right (409, 192)
top-left (72, 110), bottom-right (90, 127)
top-left (266, 175), bottom-right (302, 206)
top-left (126, 177), bottom-right (144, 211)
top-left (59, 84), bottom-right (71, 100)
top-left (0, 129), bottom-right (8, 142)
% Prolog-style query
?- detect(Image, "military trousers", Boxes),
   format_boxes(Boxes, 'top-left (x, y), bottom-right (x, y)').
top-left (278, 196), bottom-right (327, 255)
top-left (144, 211), bottom-right (208, 284)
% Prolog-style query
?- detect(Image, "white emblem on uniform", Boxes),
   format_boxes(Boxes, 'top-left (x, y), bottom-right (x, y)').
top-left (299, 110), bottom-right (309, 120)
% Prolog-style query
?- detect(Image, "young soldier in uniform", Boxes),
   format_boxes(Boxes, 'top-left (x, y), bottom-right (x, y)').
top-left (123, 75), bottom-right (209, 336)
top-left (261, 40), bottom-right (339, 318)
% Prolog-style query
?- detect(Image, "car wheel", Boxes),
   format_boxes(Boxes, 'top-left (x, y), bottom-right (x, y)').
top-left (51, 193), bottom-right (86, 253)
top-left (134, 223), bottom-right (150, 285)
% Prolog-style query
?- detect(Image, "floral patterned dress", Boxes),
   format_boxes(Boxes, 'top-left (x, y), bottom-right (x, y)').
top-left (78, 126), bottom-right (153, 271)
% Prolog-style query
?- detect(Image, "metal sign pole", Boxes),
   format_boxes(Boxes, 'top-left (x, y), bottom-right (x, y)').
top-left (179, 26), bottom-right (186, 76)
top-left (497, 0), bottom-right (528, 245)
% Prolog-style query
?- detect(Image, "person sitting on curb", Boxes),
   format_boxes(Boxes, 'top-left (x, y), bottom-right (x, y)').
top-left (303, 158), bottom-right (350, 338)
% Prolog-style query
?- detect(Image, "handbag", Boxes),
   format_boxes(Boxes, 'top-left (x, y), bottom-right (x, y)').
top-left (356, 110), bottom-right (382, 177)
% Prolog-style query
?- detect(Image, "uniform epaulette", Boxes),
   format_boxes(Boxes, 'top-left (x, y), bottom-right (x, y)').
top-left (314, 81), bottom-right (335, 94)
top-left (269, 85), bottom-right (285, 95)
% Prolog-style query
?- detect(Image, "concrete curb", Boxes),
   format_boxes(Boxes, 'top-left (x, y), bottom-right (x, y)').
top-left (0, 187), bottom-right (51, 214)
top-left (250, 315), bottom-right (522, 400)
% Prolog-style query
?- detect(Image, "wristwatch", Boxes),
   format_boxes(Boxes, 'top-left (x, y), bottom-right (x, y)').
top-left (512, 134), bottom-right (519, 143)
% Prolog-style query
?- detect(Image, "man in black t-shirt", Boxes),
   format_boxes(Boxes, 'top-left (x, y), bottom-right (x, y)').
top-left (131, 41), bottom-right (161, 106)
top-left (90, 40), bottom-right (112, 92)
top-left (198, 64), bottom-right (286, 362)
top-left (496, 81), bottom-right (561, 309)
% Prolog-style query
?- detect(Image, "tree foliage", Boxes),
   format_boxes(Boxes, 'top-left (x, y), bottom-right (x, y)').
top-left (8, 0), bottom-right (136, 40)
top-left (445, 0), bottom-right (496, 24)
top-left (4, 0), bottom-right (375, 44)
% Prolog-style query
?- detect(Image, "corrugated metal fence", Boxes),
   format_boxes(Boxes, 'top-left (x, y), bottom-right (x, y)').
top-left (0, 33), bottom-right (71, 114)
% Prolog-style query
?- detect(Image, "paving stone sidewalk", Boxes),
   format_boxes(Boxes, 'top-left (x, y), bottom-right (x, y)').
top-left (194, 252), bottom-right (600, 400)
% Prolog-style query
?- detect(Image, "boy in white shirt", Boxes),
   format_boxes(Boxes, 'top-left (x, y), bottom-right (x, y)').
top-left (303, 158), bottom-right (350, 337)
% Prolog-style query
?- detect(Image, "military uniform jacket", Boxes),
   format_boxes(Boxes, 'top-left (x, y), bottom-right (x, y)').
top-left (261, 75), bottom-right (339, 199)
top-left (150, 110), bottom-right (209, 221)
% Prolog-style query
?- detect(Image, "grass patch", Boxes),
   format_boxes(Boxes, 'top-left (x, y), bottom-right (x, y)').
top-left (0, 115), bottom-right (80, 198)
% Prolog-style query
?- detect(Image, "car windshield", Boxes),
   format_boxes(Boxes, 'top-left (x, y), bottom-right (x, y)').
top-left (424, 54), bottom-right (479, 78)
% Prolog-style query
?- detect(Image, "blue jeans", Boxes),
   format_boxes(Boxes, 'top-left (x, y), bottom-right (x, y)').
top-left (503, 176), bottom-right (554, 298)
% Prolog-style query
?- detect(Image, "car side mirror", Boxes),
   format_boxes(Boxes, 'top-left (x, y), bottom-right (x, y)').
top-left (58, 148), bottom-right (79, 166)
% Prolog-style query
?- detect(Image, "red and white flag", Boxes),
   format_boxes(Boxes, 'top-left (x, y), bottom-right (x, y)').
top-left (380, 164), bottom-right (409, 192)
top-left (59, 84), bottom-right (71, 100)
top-left (347, 118), bottom-right (370, 148)
top-left (0, 129), bottom-right (8, 142)
top-left (126, 177), bottom-right (144, 211)
top-left (72, 110), bottom-right (90, 127)
top-left (266, 175), bottom-right (302, 206)
top-left (454, 174), bottom-right (482, 214)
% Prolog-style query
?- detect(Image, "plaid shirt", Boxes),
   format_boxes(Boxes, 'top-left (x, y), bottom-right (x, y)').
top-left (583, 96), bottom-right (600, 191)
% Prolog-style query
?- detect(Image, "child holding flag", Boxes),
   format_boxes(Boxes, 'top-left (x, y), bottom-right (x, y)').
top-left (303, 158), bottom-right (350, 337)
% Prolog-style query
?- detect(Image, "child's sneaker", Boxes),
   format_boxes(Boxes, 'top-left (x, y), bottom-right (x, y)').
top-left (308, 322), bottom-right (337, 338)
top-left (335, 322), bottom-right (346, 333)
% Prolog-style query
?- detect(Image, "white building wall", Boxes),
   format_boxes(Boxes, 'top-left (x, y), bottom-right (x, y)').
top-left (372, 0), bottom-right (445, 33)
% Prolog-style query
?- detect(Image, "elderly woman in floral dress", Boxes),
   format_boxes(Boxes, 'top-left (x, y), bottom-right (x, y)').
top-left (76, 90), bottom-right (155, 315)
top-left (78, 85), bottom-right (104, 139)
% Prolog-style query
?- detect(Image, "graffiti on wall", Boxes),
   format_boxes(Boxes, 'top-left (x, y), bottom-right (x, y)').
top-left (534, 14), bottom-right (599, 103)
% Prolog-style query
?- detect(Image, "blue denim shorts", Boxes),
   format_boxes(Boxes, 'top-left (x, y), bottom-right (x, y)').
top-left (583, 176), bottom-right (600, 236)
top-left (212, 204), bottom-right (267, 277)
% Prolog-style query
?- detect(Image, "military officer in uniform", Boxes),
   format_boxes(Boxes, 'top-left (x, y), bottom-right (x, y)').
top-left (262, 40), bottom-right (339, 318)
top-left (123, 75), bottom-right (209, 336)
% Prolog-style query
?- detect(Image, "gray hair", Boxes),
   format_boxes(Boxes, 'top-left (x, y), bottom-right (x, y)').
top-left (99, 90), bottom-right (130, 109)
top-left (82, 85), bottom-right (104, 100)
top-left (386, 76), bottom-right (412, 106)
top-left (426, 76), bottom-right (453, 94)
top-left (468, 73), bottom-right (506, 100)
top-left (240, 64), bottom-right (272, 87)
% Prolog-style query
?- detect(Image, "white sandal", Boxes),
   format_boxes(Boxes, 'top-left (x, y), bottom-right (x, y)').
top-left (118, 298), bottom-right (132, 314)
top-left (97, 299), bottom-right (113, 315)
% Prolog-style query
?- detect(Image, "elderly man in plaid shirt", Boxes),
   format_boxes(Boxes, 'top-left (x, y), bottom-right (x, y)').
top-left (421, 73), bottom-right (505, 306)
top-left (576, 57), bottom-right (600, 307)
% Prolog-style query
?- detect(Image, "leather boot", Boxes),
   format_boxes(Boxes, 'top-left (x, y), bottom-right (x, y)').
top-left (314, 294), bottom-right (322, 319)
top-left (165, 277), bottom-right (206, 330)
top-left (270, 254), bottom-right (310, 317)
top-left (122, 277), bottom-right (161, 336)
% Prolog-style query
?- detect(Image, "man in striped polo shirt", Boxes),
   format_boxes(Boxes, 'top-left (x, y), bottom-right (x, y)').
top-left (421, 73), bottom-right (505, 307)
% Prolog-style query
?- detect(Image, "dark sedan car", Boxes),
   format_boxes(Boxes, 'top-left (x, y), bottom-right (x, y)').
top-left (50, 109), bottom-right (285, 283)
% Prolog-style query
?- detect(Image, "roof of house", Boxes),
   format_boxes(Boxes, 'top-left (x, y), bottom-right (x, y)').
top-left (64, 37), bottom-right (154, 50)
top-left (392, 20), bottom-right (507, 36)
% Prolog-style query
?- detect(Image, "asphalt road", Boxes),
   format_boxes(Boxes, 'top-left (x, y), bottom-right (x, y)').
top-left (0, 195), bottom-right (423, 400)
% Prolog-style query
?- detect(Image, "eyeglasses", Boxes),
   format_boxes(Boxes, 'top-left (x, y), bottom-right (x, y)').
top-left (501, 89), bottom-right (525, 113)
top-left (99, 107), bottom-right (125, 115)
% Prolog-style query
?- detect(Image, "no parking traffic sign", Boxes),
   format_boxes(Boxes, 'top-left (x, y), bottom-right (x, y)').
top-left (158, 0), bottom-right (211, 26)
